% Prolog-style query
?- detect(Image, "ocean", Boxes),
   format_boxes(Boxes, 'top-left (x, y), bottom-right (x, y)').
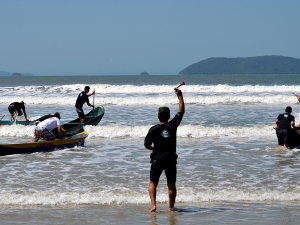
top-left (1, 74), bottom-right (300, 224)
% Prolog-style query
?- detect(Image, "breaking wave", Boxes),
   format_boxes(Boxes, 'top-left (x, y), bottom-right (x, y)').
top-left (0, 124), bottom-right (275, 139)
top-left (0, 95), bottom-right (298, 106)
top-left (1, 84), bottom-right (300, 95)
top-left (0, 188), bottom-right (299, 205)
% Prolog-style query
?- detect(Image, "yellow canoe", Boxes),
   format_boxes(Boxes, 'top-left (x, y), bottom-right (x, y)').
top-left (0, 131), bottom-right (88, 156)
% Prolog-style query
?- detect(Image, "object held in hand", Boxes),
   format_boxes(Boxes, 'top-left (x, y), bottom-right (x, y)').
top-left (174, 81), bottom-right (185, 90)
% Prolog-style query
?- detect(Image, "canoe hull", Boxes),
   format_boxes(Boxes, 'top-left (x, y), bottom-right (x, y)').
top-left (0, 132), bottom-right (88, 156)
top-left (53, 106), bottom-right (104, 137)
top-left (0, 116), bottom-right (42, 126)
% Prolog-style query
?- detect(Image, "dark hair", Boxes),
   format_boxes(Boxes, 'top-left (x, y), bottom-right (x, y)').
top-left (158, 106), bottom-right (170, 123)
top-left (286, 106), bottom-right (292, 113)
top-left (158, 114), bottom-right (170, 123)
top-left (84, 86), bottom-right (90, 91)
top-left (54, 112), bottom-right (61, 119)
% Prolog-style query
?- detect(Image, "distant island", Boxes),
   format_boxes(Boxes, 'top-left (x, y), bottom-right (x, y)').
top-left (140, 72), bottom-right (149, 75)
top-left (12, 73), bottom-right (22, 77)
top-left (178, 56), bottom-right (300, 75)
top-left (0, 71), bottom-right (34, 76)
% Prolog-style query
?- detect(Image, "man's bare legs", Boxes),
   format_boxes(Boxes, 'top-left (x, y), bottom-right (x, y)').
top-left (167, 183), bottom-right (176, 211)
top-left (149, 181), bottom-right (177, 212)
top-left (149, 181), bottom-right (158, 212)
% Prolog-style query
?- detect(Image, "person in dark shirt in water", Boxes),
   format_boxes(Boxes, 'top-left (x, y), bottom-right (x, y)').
top-left (275, 106), bottom-right (297, 149)
top-left (144, 88), bottom-right (185, 212)
top-left (75, 86), bottom-right (95, 123)
top-left (8, 101), bottom-right (28, 121)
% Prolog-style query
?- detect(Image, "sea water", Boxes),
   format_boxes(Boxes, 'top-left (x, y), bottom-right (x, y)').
top-left (1, 75), bottom-right (300, 224)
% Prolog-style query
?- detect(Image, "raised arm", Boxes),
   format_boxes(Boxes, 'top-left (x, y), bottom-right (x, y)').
top-left (175, 88), bottom-right (185, 115)
top-left (87, 91), bottom-right (95, 97)
top-left (293, 93), bottom-right (300, 102)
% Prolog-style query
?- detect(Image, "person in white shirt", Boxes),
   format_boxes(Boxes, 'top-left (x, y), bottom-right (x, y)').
top-left (33, 113), bottom-right (65, 142)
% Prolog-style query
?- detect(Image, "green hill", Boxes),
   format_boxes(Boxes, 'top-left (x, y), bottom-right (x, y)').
top-left (178, 56), bottom-right (300, 75)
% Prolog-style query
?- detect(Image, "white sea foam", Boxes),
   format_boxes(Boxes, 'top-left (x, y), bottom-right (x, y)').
top-left (85, 125), bottom-right (274, 138)
top-left (1, 84), bottom-right (300, 95)
top-left (0, 124), bottom-right (274, 139)
top-left (0, 95), bottom-right (297, 105)
top-left (0, 189), bottom-right (299, 205)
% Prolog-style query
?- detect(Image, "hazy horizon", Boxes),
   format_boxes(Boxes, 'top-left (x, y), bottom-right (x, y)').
top-left (1, 0), bottom-right (299, 76)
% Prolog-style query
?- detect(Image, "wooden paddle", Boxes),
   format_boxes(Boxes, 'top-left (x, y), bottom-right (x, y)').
top-left (0, 115), bottom-right (5, 121)
top-left (92, 89), bottom-right (95, 126)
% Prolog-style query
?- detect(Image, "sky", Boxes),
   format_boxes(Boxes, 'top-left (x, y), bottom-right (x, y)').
top-left (0, 0), bottom-right (299, 76)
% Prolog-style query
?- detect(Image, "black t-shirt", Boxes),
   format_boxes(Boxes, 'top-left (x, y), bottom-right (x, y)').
top-left (75, 91), bottom-right (89, 109)
top-left (144, 112), bottom-right (183, 162)
top-left (9, 102), bottom-right (25, 112)
top-left (277, 113), bottom-right (294, 130)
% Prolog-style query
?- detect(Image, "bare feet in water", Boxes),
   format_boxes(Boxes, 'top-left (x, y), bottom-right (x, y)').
top-left (150, 206), bottom-right (156, 212)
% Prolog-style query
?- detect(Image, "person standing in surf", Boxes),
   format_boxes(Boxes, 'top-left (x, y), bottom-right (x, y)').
top-left (75, 86), bottom-right (95, 123)
top-left (144, 88), bottom-right (185, 212)
top-left (275, 106), bottom-right (297, 148)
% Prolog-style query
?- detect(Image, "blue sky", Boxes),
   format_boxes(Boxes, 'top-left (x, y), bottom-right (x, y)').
top-left (0, 0), bottom-right (299, 75)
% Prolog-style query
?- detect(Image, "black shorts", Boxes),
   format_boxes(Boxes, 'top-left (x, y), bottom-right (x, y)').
top-left (277, 129), bottom-right (289, 145)
top-left (150, 159), bottom-right (177, 184)
top-left (8, 105), bottom-right (21, 116)
top-left (75, 108), bottom-right (85, 119)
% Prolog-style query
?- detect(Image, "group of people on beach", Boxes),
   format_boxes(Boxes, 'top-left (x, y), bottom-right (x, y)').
top-left (8, 87), bottom-right (300, 212)
top-left (8, 84), bottom-right (185, 212)
top-left (8, 86), bottom-right (95, 142)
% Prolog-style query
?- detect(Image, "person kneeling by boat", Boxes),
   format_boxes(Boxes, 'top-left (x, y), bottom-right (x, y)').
top-left (275, 106), bottom-right (297, 149)
top-left (8, 101), bottom-right (28, 122)
top-left (33, 113), bottom-right (66, 142)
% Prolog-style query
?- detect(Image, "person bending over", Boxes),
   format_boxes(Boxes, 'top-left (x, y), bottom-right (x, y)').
top-left (33, 113), bottom-right (65, 142)
top-left (8, 101), bottom-right (28, 121)
top-left (144, 88), bottom-right (185, 212)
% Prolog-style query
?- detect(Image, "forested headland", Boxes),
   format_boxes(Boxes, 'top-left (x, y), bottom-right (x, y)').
top-left (178, 56), bottom-right (300, 75)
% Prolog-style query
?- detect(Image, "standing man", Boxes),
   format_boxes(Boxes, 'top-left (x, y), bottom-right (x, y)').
top-left (8, 101), bottom-right (28, 121)
top-left (275, 106), bottom-right (297, 148)
top-left (144, 88), bottom-right (185, 212)
top-left (75, 86), bottom-right (95, 123)
top-left (33, 113), bottom-right (65, 142)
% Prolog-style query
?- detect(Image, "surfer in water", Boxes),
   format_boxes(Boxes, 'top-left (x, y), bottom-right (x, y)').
top-left (144, 88), bottom-right (185, 212)
top-left (275, 106), bottom-right (297, 149)
top-left (8, 101), bottom-right (28, 121)
top-left (75, 86), bottom-right (95, 123)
